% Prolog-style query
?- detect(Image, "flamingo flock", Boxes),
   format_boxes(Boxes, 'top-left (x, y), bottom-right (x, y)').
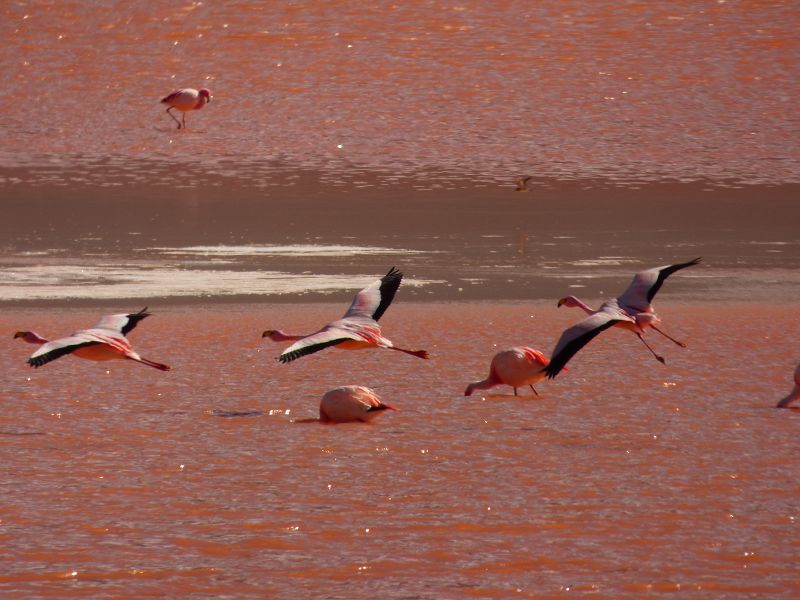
top-left (13, 259), bottom-right (795, 419)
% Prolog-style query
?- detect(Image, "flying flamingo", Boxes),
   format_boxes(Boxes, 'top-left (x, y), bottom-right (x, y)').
top-left (465, 346), bottom-right (549, 396)
top-left (161, 88), bottom-right (212, 129)
top-left (263, 267), bottom-right (429, 363)
top-left (776, 363), bottom-right (800, 408)
top-left (14, 308), bottom-right (170, 371)
top-left (545, 258), bottom-right (701, 378)
top-left (319, 386), bottom-right (397, 423)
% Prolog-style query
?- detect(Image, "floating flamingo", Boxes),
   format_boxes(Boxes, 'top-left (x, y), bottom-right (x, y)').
top-left (161, 88), bottom-right (212, 129)
top-left (263, 267), bottom-right (429, 363)
top-left (776, 363), bottom-right (800, 408)
top-left (465, 346), bottom-right (549, 396)
top-left (319, 386), bottom-right (397, 423)
top-left (15, 308), bottom-right (170, 371)
top-left (545, 258), bottom-right (701, 378)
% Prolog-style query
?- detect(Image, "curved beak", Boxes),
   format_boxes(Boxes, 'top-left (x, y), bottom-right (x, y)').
top-left (557, 298), bottom-right (566, 307)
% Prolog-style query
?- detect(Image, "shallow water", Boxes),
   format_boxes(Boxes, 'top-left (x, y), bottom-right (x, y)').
top-left (2, 0), bottom-right (798, 185)
top-left (1, 302), bottom-right (799, 597)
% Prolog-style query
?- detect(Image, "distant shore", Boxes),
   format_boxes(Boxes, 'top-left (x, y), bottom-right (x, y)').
top-left (1, 162), bottom-right (798, 306)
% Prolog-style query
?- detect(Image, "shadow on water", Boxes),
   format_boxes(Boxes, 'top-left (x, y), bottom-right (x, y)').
top-left (210, 409), bottom-right (265, 418)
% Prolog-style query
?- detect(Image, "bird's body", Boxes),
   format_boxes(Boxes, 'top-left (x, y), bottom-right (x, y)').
top-left (263, 267), bottom-right (429, 363)
top-left (465, 346), bottom-right (549, 396)
top-left (777, 363), bottom-right (800, 408)
top-left (15, 308), bottom-right (170, 371)
top-left (161, 88), bottom-right (211, 129)
top-left (319, 386), bottom-right (397, 423)
top-left (545, 258), bottom-right (701, 378)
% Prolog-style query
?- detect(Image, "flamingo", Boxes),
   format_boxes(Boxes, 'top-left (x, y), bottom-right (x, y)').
top-left (545, 258), bottom-right (701, 378)
top-left (319, 386), bottom-right (397, 423)
top-left (161, 88), bottom-right (211, 129)
top-left (776, 363), bottom-right (800, 408)
top-left (465, 346), bottom-right (549, 396)
top-left (263, 267), bottom-right (429, 363)
top-left (14, 308), bottom-right (170, 371)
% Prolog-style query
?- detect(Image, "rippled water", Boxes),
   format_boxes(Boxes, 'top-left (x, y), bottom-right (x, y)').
top-left (2, 302), bottom-right (799, 597)
top-left (2, 0), bottom-right (798, 185)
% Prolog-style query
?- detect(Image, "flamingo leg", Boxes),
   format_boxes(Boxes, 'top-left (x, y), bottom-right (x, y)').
top-left (182, 113), bottom-right (187, 129)
top-left (513, 387), bottom-right (518, 396)
top-left (166, 107), bottom-right (181, 129)
top-left (636, 333), bottom-right (665, 364)
top-left (529, 384), bottom-right (539, 396)
top-left (389, 347), bottom-right (430, 359)
top-left (651, 324), bottom-right (687, 348)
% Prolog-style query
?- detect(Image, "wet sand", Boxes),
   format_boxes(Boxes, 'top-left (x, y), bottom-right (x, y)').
top-left (2, 169), bottom-right (799, 306)
top-left (2, 302), bottom-right (799, 597)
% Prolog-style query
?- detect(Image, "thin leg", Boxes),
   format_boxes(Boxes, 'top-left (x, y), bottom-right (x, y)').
top-left (513, 387), bottom-right (518, 396)
top-left (637, 333), bottom-right (665, 364)
top-left (182, 113), bottom-right (187, 129)
top-left (166, 107), bottom-right (181, 129)
top-left (651, 324), bottom-right (687, 348)
top-left (391, 347), bottom-right (430, 359)
top-left (529, 384), bottom-right (539, 396)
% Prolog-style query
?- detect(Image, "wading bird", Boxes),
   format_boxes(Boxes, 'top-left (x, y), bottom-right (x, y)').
top-left (776, 363), bottom-right (800, 408)
top-left (319, 386), bottom-right (397, 423)
top-left (545, 258), bottom-right (701, 378)
top-left (263, 267), bottom-right (429, 363)
top-left (161, 88), bottom-right (212, 129)
top-left (465, 346), bottom-right (549, 396)
top-left (15, 308), bottom-right (170, 371)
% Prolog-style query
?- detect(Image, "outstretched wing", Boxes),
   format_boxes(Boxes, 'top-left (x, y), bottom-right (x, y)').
top-left (92, 307), bottom-right (151, 335)
top-left (617, 258), bottom-right (701, 312)
top-left (544, 313), bottom-right (623, 379)
top-left (343, 267), bottom-right (402, 321)
top-left (27, 336), bottom-right (100, 368)
top-left (276, 327), bottom-right (363, 364)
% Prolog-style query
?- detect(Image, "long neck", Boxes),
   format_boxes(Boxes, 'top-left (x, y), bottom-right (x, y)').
top-left (561, 296), bottom-right (595, 315)
top-left (16, 331), bottom-right (48, 345)
top-left (268, 330), bottom-right (306, 342)
top-left (465, 373), bottom-right (499, 396)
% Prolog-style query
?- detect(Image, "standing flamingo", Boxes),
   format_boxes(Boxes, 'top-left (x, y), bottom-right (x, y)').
top-left (14, 308), bottom-right (170, 371)
top-left (776, 363), bottom-right (800, 408)
top-left (545, 258), bottom-right (701, 378)
top-left (262, 267), bottom-right (429, 363)
top-left (161, 88), bottom-right (212, 129)
top-left (465, 347), bottom-right (549, 396)
top-left (319, 386), bottom-right (397, 423)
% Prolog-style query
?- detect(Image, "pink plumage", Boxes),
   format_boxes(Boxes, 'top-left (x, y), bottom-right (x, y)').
top-left (161, 87), bottom-right (212, 129)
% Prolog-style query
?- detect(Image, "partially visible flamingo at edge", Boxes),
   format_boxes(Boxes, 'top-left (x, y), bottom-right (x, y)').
top-left (777, 362), bottom-right (800, 408)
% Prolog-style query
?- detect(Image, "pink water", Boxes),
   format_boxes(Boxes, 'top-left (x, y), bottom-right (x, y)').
top-left (2, 1), bottom-right (800, 597)
top-left (2, 302), bottom-right (799, 597)
top-left (1, 0), bottom-right (798, 185)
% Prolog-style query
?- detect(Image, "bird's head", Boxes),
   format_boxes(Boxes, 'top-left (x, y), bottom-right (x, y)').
top-left (13, 331), bottom-right (28, 339)
top-left (557, 296), bottom-right (577, 308)
top-left (262, 329), bottom-right (277, 340)
top-left (198, 88), bottom-right (212, 102)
